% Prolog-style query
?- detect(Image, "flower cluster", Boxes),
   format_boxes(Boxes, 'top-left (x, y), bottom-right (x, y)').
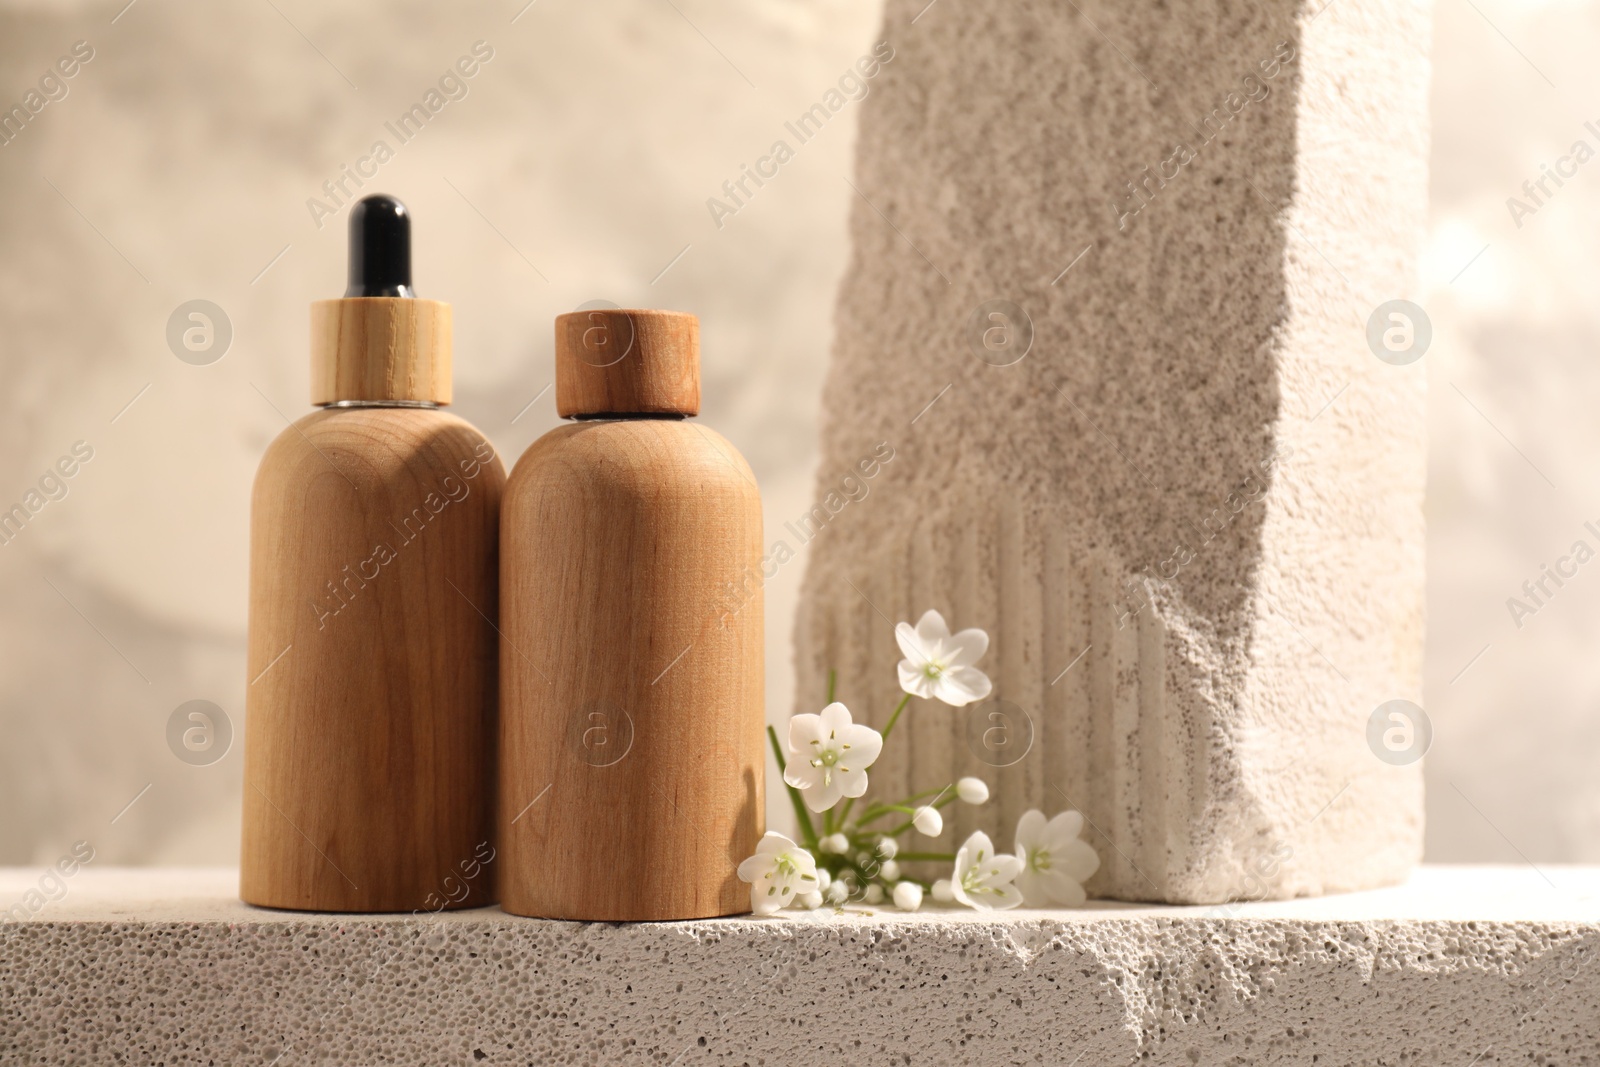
top-left (737, 609), bottom-right (1100, 915)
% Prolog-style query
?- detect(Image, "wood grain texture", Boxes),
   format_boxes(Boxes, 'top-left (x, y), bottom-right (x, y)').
top-left (311, 298), bottom-right (451, 406)
top-left (499, 418), bottom-right (763, 920)
top-left (555, 309), bottom-right (699, 417)
top-left (242, 407), bottom-right (504, 912)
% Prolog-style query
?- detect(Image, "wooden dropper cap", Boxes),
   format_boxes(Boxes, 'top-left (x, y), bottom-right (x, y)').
top-left (310, 194), bottom-right (451, 406)
top-left (555, 309), bottom-right (700, 418)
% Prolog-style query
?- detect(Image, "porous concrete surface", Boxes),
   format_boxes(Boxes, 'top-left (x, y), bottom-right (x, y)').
top-left (2, 867), bottom-right (1595, 1065)
top-left (795, 0), bottom-right (1431, 902)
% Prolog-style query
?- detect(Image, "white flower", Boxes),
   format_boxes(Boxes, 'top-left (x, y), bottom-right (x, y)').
top-left (956, 777), bottom-right (990, 804)
top-left (931, 878), bottom-right (954, 903)
top-left (950, 831), bottom-right (1024, 911)
top-left (818, 833), bottom-right (850, 854)
top-left (1014, 809), bottom-right (1101, 907)
top-left (895, 609), bottom-right (994, 707)
top-left (892, 881), bottom-right (924, 911)
top-left (736, 832), bottom-right (819, 916)
top-left (912, 804), bottom-right (943, 837)
top-left (864, 883), bottom-right (884, 904)
top-left (876, 837), bottom-right (898, 859)
top-left (783, 702), bottom-right (884, 812)
top-left (879, 859), bottom-right (900, 882)
top-left (799, 891), bottom-right (824, 910)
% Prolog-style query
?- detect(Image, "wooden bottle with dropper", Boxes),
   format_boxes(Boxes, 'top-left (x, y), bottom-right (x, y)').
top-left (499, 309), bottom-right (764, 920)
top-left (241, 195), bottom-right (504, 912)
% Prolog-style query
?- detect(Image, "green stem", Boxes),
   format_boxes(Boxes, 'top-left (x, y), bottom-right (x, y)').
top-left (838, 700), bottom-right (915, 831)
top-left (833, 801), bottom-right (851, 830)
top-left (836, 697), bottom-right (913, 831)
top-left (879, 782), bottom-right (962, 837)
top-left (768, 725), bottom-right (817, 848)
top-left (825, 669), bottom-right (837, 705)
top-left (855, 781), bottom-right (960, 829)
top-left (891, 851), bottom-right (956, 862)
top-left (879, 692), bottom-right (913, 744)
top-left (852, 803), bottom-right (919, 828)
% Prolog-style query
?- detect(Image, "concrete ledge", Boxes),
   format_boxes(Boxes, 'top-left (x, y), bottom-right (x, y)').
top-left (2, 866), bottom-right (1596, 1065)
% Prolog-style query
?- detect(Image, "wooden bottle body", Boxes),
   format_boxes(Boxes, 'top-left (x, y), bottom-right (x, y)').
top-left (499, 418), bottom-right (764, 920)
top-left (241, 406), bottom-right (504, 912)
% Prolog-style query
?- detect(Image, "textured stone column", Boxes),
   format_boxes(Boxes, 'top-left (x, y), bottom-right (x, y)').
top-left (795, 0), bottom-right (1430, 903)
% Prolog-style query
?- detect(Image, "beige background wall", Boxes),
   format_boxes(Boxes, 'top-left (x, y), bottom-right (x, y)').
top-left (0, 0), bottom-right (1592, 872)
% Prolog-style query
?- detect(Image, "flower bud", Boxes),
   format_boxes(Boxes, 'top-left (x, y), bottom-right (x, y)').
top-left (819, 833), bottom-right (849, 854)
top-left (931, 878), bottom-right (954, 903)
top-left (864, 883), bottom-right (884, 904)
top-left (815, 868), bottom-right (832, 892)
top-left (879, 860), bottom-right (901, 882)
top-left (876, 837), bottom-right (898, 859)
top-left (799, 891), bottom-right (824, 910)
top-left (825, 880), bottom-right (849, 905)
top-left (912, 805), bottom-right (943, 837)
top-left (956, 777), bottom-right (990, 804)
top-left (892, 881), bottom-right (924, 912)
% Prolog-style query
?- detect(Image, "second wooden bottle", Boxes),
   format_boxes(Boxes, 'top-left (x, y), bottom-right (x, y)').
top-left (499, 310), bottom-right (764, 920)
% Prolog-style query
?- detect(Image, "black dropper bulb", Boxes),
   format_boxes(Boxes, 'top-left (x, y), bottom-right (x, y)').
top-left (345, 194), bottom-right (414, 298)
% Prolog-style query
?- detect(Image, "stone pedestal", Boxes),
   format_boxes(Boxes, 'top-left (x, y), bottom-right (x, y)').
top-left (794, 0), bottom-right (1430, 902)
top-left (3, 868), bottom-right (1594, 1063)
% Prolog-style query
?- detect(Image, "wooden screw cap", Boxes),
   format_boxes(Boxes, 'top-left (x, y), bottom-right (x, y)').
top-left (310, 297), bottom-right (452, 406)
top-left (555, 309), bottom-right (700, 418)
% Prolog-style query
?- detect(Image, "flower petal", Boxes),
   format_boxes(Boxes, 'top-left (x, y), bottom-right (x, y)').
top-left (790, 850), bottom-right (819, 879)
top-left (986, 853), bottom-right (1025, 884)
top-left (835, 765), bottom-right (871, 800)
top-left (757, 831), bottom-right (795, 856)
top-left (838, 723), bottom-right (883, 769)
top-left (818, 701), bottom-right (854, 738)
top-left (1015, 809), bottom-right (1047, 852)
top-left (1055, 838), bottom-right (1101, 883)
top-left (738, 833), bottom-right (799, 883)
top-left (1036, 869), bottom-right (1088, 907)
top-left (1014, 866), bottom-right (1051, 907)
top-left (787, 713), bottom-right (822, 755)
top-left (934, 665), bottom-right (993, 707)
top-left (978, 881), bottom-right (1024, 911)
top-left (898, 660), bottom-right (935, 698)
top-left (1045, 810), bottom-right (1086, 846)
top-left (944, 627), bottom-right (990, 668)
top-left (895, 621), bottom-right (926, 663)
top-left (960, 831), bottom-right (995, 866)
top-left (783, 761), bottom-right (819, 793)
top-left (801, 773), bottom-right (844, 812)
top-left (914, 609), bottom-right (951, 646)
